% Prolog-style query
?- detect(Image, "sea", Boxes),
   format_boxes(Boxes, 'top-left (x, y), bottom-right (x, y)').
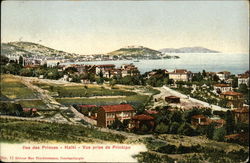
top-left (62, 53), bottom-right (249, 74)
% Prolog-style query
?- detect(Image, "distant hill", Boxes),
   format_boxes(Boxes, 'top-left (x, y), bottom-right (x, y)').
top-left (159, 46), bottom-right (220, 53)
top-left (108, 46), bottom-right (161, 56)
top-left (1, 41), bottom-right (79, 58)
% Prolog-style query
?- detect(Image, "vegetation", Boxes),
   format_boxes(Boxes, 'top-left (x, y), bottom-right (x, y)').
top-left (56, 95), bottom-right (149, 111)
top-left (0, 74), bottom-right (37, 99)
top-left (33, 83), bottom-right (136, 97)
top-left (0, 118), bottom-right (126, 143)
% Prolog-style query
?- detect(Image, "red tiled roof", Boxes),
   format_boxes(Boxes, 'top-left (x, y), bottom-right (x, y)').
top-left (192, 114), bottom-right (207, 119)
top-left (225, 133), bottom-right (249, 142)
top-left (23, 108), bottom-right (37, 112)
top-left (212, 119), bottom-right (226, 124)
top-left (146, 110), bottom-right (158, 114)
top-left (171, 69), bottom-right (188, 74)
top-left (232, 106), bottom-right (249, 113)
top-left (220, 91), bottom-right (243, 96)
top-left (132, 114), bottom-right (154, 120)
top-left (101, 104), bottom-right (134, 113)
top-left (214, 84), bottom-right (231, 87)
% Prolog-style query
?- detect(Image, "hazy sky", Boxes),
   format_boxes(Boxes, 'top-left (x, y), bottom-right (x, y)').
top-left (1, 1), bottom-right (249, 54)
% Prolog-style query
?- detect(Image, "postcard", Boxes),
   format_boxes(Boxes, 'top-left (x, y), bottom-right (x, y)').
top-left (0, 0), bottom-right (249, 162)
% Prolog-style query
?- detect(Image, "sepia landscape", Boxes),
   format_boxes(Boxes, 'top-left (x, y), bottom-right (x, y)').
top-left (1, 1), bottom-right (249, 162)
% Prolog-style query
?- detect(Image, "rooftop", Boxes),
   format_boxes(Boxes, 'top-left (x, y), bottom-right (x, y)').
top-left (100, 104), bottom-right (134, 113)
top-left (132, 114), bottom-right (154, 120)
top-left (220, 91), bottom-right (243, 96)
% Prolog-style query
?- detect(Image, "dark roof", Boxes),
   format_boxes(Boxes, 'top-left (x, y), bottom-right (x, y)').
top-left (165, 96), bottom-right (180, 99)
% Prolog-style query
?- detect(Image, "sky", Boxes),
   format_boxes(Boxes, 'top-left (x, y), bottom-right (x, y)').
top-left (1, 0), bottom-right (249, 55)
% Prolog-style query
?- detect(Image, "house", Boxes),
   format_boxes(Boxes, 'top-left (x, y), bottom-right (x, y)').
top-left (169, 69), bottom-right (192, 81)
top-left (225, 132), bottom-right (249, 145)
top-left (129, 114), bottom-right (155, 131)
top-left (103, 68), bottom-right (122, 78)
top-left (232, 106), bottom-right (249, 123)
top-left (214, 84), bottom-right (232, 94)
top-left (220, 91), bottom-right (244, 108)
top-left (46, 59), bottom-right (61, 67)
top-left (191, 114), bottom-right (225, 128)
top-left (191, 115), bottom-right (209, 126)
top-left (97, 104), bottom-right (135, 128)
top-left (95, 64), bottom-right (115, 75)
top-left (165, 96), bottom-right (180, 103)
top-left (216, 71), bottom-right (231, 81)
top-left (145, 109), bottom-right (159, 115)
top-left (22, 108), bottom-right (38, 116)
top-left (74, 64), bottom-right (96, 75)
top-left (237, 74), bottom-right (249, 87)
top-left (121, 64), bottom-right (140, 77)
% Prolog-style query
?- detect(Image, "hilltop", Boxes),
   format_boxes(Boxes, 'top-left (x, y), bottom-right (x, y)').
top-left (1, 41), bottom-right (79, 58)
top-left (159, 46), bottom-right (220, 53)
top-left (108, 46), bottom-right (161, 56)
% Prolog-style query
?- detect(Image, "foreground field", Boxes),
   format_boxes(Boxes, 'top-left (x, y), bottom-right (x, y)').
top-left (135, 134), bottom-right (249, 163)
top-left (0, 117), bottom-right (126, 143)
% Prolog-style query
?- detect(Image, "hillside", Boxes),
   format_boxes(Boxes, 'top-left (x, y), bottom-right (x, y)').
top-left (108, 46), bottom-right (161, 56)
top-left (159, 46), bottom-right (220, 53)
top-left (1, 41), bottom-right (79, 58)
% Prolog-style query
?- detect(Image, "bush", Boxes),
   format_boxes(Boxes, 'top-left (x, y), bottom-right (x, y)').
top-left (169, 122), bottom-right (180, 134)
top-left (155, 122), bottom-right (168, 134)
top-left (213, 127), bottom-right (226, 141)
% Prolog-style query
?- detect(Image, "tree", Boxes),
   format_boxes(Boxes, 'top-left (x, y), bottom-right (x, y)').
top-left (169, 122), bottom-right (180, 134)
top-left (19, 56), bottom-right (24, 66)
top-left (213, 127), bottom-right (226, 141)
top-left (202, 70), bottom-right (207, 78)
top-left (109, 118), bottom-right (124, 130)
top-left (170, 111), bottom-right (183, 123)
top-left (177, 123), bottom-right (195, 136)
top-left (232, 77), bottom-right (238, 88)
top-left (225, 110), bottom-right (235, 134)
top-left (238, 84), bottom-right (248, 94)
top-left (213, 74), bottom-right (220, 82)
top-left (155, 122), bottom-right (169, 134)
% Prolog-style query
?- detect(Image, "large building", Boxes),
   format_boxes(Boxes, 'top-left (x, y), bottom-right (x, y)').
top-left (237, 73), bottom-right (249, 87)
top-left (97, 104), bottom-right (135, 128)
top-left (214, 84), bottom-right (232, 94)
top-left (169, 69), bottom-right (193, 81)
top-left (121, 64), bottom-right (140, 77)
top-left (95, 64), bottom-right (116, 75)
top-left (216, 71), bottom-right (231, 81)
top-left (220, 91), bottom-right (244, 108)
top-left (232, 106), bottom-right (249, 124)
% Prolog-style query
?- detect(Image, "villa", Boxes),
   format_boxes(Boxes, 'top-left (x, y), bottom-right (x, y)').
top-left (169, 69), bottom-right (193, 82)
top-left (97, 104), bottom-right (135, 128)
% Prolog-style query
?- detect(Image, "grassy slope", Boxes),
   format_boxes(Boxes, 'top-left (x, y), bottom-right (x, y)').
top-left (0, 74), bottom-right (37, 99)
top-left (0, 117), bottom-right (126, 143)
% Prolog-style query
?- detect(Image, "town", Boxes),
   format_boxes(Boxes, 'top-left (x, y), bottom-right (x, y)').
top-left (1, 54), bottom-right (249, 151)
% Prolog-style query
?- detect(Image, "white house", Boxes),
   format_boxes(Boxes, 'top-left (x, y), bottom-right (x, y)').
top-left (169, 69), bottom-right (193, 82)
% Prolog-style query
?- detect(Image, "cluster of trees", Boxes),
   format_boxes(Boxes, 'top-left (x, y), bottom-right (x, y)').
top-left (0, 102), bottom-right (23, 116)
